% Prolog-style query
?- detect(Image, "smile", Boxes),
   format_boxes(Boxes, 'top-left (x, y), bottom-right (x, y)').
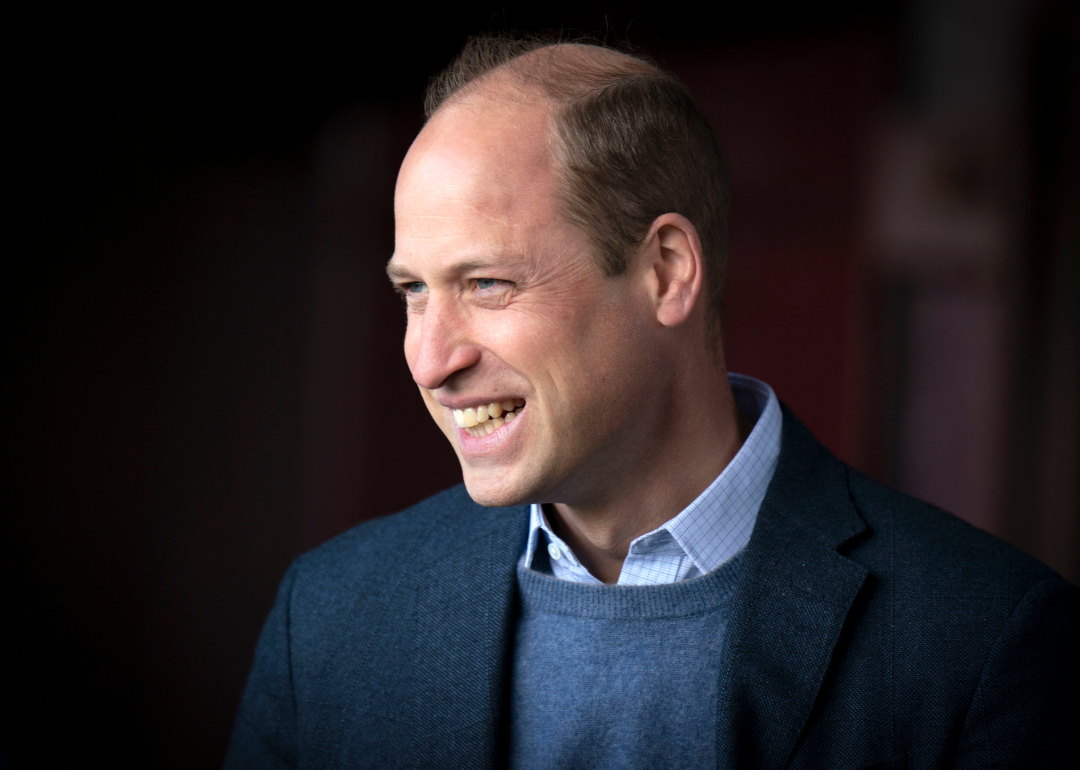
top-left (453, 399), bottom-right (526, 437)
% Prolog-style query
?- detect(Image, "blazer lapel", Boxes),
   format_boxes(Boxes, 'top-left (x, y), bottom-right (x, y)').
top-left (716, 408), bottom-right (869, 770)
top-left (408, 502), bottom-right (529, 768)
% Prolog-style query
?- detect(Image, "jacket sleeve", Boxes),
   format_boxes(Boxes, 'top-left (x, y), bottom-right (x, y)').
top-left (955, 576), bottom-right (1080, 768)
top-left (223, 562), bottom-right (300, 769)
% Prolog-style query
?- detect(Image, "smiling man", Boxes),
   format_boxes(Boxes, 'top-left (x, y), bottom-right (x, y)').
top-left (387, 49), bottom-right (749, 586)
top-left (226, 36), bottom-right (1078, 770)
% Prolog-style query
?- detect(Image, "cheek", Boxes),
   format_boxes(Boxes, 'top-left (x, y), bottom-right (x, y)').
top-left (495, 296), bottom-right (645, 404)
top-left (481, 311), bottom-right (580, 393)
top-left (566, 305), bottom-right (656, 414)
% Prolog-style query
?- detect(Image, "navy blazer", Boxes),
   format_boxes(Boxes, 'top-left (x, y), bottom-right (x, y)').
top-left (225, 409), bottom-right (1079, 769)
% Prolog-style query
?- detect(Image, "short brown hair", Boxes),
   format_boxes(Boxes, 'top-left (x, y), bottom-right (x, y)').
top-left (424, 33), bottom-right (730, 348)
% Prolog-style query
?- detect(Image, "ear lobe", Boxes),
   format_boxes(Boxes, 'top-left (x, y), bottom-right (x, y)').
top-left (651, 215), bottom-right (704, 328)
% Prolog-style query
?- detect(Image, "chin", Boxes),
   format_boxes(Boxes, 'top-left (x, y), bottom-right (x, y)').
top-left (461, 470), bottom-right (533, 508)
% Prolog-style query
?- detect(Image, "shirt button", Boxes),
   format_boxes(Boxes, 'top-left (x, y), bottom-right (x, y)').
top-left (547, 543), bottom-right (562, 561)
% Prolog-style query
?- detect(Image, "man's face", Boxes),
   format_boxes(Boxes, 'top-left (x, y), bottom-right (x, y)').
top-left (390, 93), bottom-right (663, 507)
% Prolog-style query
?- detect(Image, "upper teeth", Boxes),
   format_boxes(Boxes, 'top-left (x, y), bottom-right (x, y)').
top-left (453, 399), bottom-right (525, 434)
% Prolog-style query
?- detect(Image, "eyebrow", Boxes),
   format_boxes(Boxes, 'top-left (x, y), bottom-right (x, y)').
top-left (385, 261), bottom-right (414, 281)
top-left (385, 257), bottom-right (518, 282)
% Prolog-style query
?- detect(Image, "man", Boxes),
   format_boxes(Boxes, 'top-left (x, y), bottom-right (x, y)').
top-left (226, 36), bottom-right (1078, 769)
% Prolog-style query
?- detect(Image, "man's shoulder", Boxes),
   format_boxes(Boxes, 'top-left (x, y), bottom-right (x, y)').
top-left (775, 407), bottom-right (1068, 600)
top-left (289, 484), bottom-right (526, 594)
top-left (843, 465), bottom-right (1068, 601)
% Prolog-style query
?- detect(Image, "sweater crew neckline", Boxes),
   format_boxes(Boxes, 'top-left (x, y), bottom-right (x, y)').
top-left (516, 550), bottom-right (743, 620)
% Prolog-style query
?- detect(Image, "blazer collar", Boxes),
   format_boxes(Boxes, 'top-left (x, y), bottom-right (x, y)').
top-left (715, 405), bottom-right (869, 769)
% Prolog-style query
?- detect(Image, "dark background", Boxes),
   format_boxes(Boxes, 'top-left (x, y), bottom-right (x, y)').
top-left (5, 1), bottom-right (1077, 767)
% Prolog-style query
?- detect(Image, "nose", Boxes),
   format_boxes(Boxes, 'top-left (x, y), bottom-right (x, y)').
top-left (406, 296), bottom-right (481, 391)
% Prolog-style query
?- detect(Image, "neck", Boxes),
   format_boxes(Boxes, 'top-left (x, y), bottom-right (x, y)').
top-left (547, 365), bottom-right (751, 584)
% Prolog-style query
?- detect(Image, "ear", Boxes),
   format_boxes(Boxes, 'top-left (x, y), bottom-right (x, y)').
top-left (640, 213), bottom-right (705, 327)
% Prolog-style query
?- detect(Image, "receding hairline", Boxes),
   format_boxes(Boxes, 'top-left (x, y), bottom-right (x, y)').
top-left (430, 41), bottom-right (661, 118)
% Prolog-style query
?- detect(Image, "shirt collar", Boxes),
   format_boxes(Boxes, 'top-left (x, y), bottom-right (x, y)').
top-left (522, 373), bottom-right (782, 583)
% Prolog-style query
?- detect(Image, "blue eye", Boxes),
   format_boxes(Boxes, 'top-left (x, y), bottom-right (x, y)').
top-left (476, 278), bottom-right (499, 290)
top-left (405, 282), bottom-right (427, 294)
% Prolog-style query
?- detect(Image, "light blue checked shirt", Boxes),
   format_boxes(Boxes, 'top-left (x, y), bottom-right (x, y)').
top-left (522, 373), bottom-right (782, 585)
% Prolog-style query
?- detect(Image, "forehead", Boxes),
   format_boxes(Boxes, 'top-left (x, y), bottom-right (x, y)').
top-left (392, 92), bottom-right (565, 273)
top-left (404, 81), bottom-right (556, 188)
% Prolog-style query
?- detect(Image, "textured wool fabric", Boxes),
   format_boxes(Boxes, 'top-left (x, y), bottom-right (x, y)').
top-left (225, 407), bottom-right (1079, 770)
top-left (523, 374), bottom-right (780, 585)
top-left (509, 554), bottom-right (742, 769)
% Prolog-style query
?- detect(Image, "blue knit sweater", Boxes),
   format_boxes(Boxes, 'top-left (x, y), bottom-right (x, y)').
top-left (509, 552), bottom-right (743, 770)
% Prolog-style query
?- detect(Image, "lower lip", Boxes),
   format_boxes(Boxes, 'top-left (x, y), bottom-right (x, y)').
top-left (456, 406), bottom-right (526, 454)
